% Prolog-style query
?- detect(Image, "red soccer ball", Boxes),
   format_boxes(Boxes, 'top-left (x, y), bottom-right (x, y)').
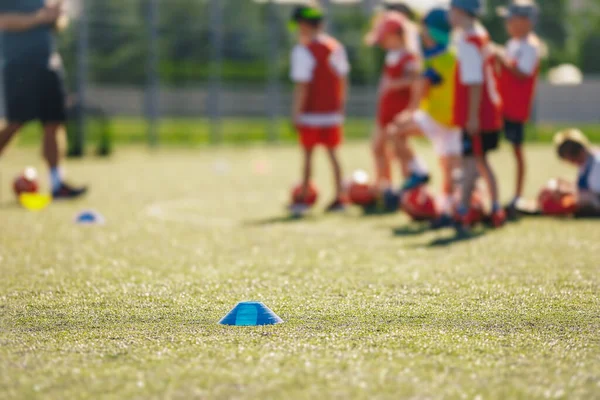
top-left (291, 182), bottom-right (318, 206)
top-left (348, 182), bottom-right (376, 206)
top-left (467, 190), bottom-right (486, 223)
top-left (402, 186), bottom-right (438, 221)
top-left (347, 170), bottom-right (377, 206)
top-left (538, 188), bottom-right (577, 216)
top-left (13, 168), bottom-right (39, 198)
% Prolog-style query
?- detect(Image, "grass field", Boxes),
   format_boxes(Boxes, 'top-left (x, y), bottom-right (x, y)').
top-left (1, 142), bottom-right (599, 399)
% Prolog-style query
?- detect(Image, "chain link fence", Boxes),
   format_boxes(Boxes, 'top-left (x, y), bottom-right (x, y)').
top-left (1, 0), bottom-right (599, 149)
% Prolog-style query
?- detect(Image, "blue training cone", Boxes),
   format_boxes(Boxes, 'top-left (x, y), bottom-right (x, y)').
top-left (219, 301), bottom-right (283, 326)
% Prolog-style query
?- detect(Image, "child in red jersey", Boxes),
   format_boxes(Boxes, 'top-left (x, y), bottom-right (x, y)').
top-left (449, 0), bottom-right (506, 230)
top-left (366, 11), bottom-right (422, 193)
top-left (496, 1), bottom-right (541, 212)
top-left (289, 6), bottom-right (350, 213)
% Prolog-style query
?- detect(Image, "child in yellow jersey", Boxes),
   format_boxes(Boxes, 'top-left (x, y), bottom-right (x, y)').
top-left (388, 8), bottom-right (462, 226)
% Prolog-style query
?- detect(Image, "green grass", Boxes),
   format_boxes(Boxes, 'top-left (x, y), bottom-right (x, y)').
top-left (1, 142), bottom-right (599, 399)
top-left (12, 117), bottom-right (600, 147)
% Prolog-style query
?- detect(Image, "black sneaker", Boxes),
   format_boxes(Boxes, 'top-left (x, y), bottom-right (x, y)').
top-left (430, 214), bottom-right (454, 230)
top-left (52, 182), bottom-right (88, 199)
top-left (382, 189), bottom-right (401, 213)
top-left (325, 198), bottom-right (347, 213)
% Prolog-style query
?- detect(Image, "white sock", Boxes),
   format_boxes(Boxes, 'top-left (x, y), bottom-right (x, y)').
top-left (409, 158), bottom-right (428, 176)
top-left (50, 167), bottom-right (62, 192)
top-left (440, 194), bottom-right (453, 216)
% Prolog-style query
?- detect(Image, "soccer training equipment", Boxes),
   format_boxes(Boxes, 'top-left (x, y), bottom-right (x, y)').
top-left (454, 191), bottom-right (487, 227)
top-left (402, 187), bottom-right (439, 221)
top-left (19, 193), bottom-right (52, 212)
top-left (13, 168), bottom-right (39, 198)
top-left (538, 187), bottom-right (577, 216)
top-left (291, 182), bottom-right (318, 206)
top-left (347, 170), bottom-right (376, 206)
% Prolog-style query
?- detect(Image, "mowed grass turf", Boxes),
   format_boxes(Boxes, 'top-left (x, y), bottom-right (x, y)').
top-left (0, 142), bottom-right (599, 399)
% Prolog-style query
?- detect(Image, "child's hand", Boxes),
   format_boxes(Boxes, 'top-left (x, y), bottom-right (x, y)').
top-left (395, 109), bottom-right (414, 126)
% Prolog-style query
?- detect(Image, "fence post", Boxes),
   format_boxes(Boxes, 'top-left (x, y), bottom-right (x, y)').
top-left (208, 0), bottom-right (223, 144)
top-left (145, 0), bottom-right (160, 147)
top-left (74, 0), bottom-right (89, 157)
top-left (321, 0), bottom-right (333, 33)
top-left (266, 0), bottom-right (280, 142)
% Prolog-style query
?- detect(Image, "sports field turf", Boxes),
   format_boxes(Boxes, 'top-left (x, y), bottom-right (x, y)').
top-left (1, 142), bottom-right (599, 399)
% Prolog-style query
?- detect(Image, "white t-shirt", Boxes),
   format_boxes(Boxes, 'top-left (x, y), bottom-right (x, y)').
top-left (505, 34), bottom-right (541, 76)
top-left (385, 49), bottom-right (418, 71)
top-left (290, 39), bottom-right (350, 83)
top-left (578, 153), bottom-right (600, 194)
top-left (455, 26), bottom-right (487, 85)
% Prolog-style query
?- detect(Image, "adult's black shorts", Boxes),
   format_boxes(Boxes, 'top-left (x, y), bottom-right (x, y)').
top-left (3, 59), bottom-right (67, 124)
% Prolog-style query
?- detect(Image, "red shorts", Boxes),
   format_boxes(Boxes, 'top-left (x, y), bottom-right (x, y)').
top-left (298, 126), bottom-right (343, 150)
top-left (377, 105), bottom-right (406, 129)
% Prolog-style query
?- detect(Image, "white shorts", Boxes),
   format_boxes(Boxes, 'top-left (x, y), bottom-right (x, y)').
top-left (413, 110), bottom-right (461, 157)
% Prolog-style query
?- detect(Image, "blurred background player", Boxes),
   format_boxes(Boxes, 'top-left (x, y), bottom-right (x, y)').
top-left (365, 11), bottom-right (420, 193)
top-left (382, 1), bottom-right (421, 56)
top-left (389, 8), bottom-right (462, 228)
top-left (554, 129), bottom-right (600, 212)
top-left (449, 0), bottom-right (506, 231)
top-left (289, 5), bottom-right (350, 214)
top-left (496, 0), bottom-right (541, 214)
top-left (0, 0), bottom-right (87, 199)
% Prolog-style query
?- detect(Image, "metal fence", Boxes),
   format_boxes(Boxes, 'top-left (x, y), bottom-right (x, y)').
top-left (66, 0), bottom-right (385, 145)
top-left (1, 0), bottom-right (599, 148)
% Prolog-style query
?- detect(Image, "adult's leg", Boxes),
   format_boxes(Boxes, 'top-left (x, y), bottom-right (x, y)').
top-left (0, 123), bottom-right (24, 156)
top-left (43, 123), bottom-right (62, 169)
top-left (42, 122), bottom-right (64, 192)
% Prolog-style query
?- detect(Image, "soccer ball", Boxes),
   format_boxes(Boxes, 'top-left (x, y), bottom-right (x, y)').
top-left (347, 170), bottom-right (376, 206)
top-left (465, 190), bottom-right (486, 224)
top-left (538, 181), bottom-right (577, 216)
top-left (291, 182), bottom-right (318, 206)
top-left (13, 167), bottom-right (39, 198)
top-left (402, 186), bottom-right (438, 221)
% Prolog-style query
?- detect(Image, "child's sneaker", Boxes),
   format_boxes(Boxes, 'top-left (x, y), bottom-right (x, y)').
top-left (382, 189), bottom-right (401, 213)
top-left (325, 197), bottom-right (347, 213)
top-left (401, 173), bottom-right (430, 191)
top-left (430, 214), bottom-right (454, 230)
top-left (288, 203), bottom-right (309, 217)
top-left (491, 209), bottom-right (507, 228)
